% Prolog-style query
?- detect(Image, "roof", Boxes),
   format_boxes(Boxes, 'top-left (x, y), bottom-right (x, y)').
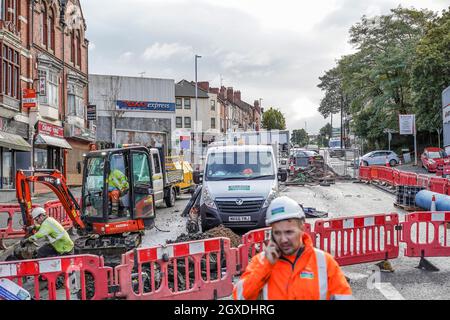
top-left (424, 147), bottom-right (443, 152)
top-left (175, 80), bottom-right (209, 98)
top-left (0, 131), bottom-right (32, 152)
top-left (234, 99), bottom-right (253, 112)
top-left (207, 144), bottom-right (274, 155)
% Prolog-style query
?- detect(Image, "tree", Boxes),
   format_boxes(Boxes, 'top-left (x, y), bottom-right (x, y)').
top-left (318, 123), bottom-right (332, 147)
top-left (411, 8), bottom-right (450, 132)
top-left (262, 107), bottom-right (286, 130)
top-left (291, 129), bottom-right (309, 147)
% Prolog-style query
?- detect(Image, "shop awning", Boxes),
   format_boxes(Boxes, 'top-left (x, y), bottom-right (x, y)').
top-left (0, 131), bottom-right (32, 151)
top-left (35, 134), bottom-right (73, 149)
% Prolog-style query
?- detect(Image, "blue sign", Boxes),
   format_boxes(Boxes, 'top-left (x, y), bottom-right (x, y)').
top-left (116, 100), bottom-right (175, 112)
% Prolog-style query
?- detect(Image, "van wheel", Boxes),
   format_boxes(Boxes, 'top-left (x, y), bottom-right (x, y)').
top-left (165, 187), bottom-right (176, 207)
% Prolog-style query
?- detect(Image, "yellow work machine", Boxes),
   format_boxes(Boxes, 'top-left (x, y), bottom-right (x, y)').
top-left (166, 156), bottom-right (195, 196)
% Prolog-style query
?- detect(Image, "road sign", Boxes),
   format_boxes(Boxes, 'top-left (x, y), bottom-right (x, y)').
top-left (399, 114), bottom-right (415, 135)
top-left (87, 105), bottom-right (97, 121)
top-left (22, 89), bottom-right (37, 108)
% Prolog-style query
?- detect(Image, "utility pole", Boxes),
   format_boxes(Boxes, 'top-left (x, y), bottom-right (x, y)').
top-left (194, 54), bottom-right (202, 167)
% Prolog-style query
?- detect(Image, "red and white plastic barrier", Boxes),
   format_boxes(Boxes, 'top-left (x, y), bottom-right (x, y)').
top-left (114, 237), bottom-right (237, 300)
top-left (314, 213), bottom-right (400, 266)
top-left (429, 177), bottom-right (448, 195)
top-left (0, 255), bottom-right (114, 300)
top-left (417, 175), bottom-right (431, 189)
top-left (44, 200), bottom-right (74, 230)
top-left (358, 167), bottom-right (371, 182)
top-left (237, 223), bottom-right (313, 274)
top-left (401, 212), bottom-right (450, 258)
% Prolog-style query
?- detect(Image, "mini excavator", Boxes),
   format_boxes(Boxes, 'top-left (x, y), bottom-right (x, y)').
top-left (13, 146), bottom-right (156, 263)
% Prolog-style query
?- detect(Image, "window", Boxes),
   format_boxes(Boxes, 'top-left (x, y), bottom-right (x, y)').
top-left (152, 153), bottom-right (161, 174)
top-left (68, 84), bottom-right (84, 117)
top-left (42, 5), bottom-right (47, 46)
top-left (1, 148), bottom-right (14, 189)
top-left (1, 45), bottom-right (20, 99)
top-left (48, 8), bottom-right (55, 51)
top-left (38, 69), bottom-right (59, 108)
top-left (83, 156), bottom-right (105, 218)
top-left (211, 118), bottom-right (216, 129)
top-left (70, 31), bottom-right (75, 63)
top-left (76, 30), bottom-right (81, 67)
top-left (176, 117), bottom-right (182, 128)
top-left (132, 152), bottom-right (153, 219)
top-left (211, 100), bottom-right (215, 111)
top-left (176, 98), bottom-right (182, 109)
top-left (184, 117), bottom-right (191, 128)
top-left (184, 98), bottom-right (190, 109)
top-left (34, 148), bottom-right (48, 170)
top-left (5, 0), bottom-right (19, 25)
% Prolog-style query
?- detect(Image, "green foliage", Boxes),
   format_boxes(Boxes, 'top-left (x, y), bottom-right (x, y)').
top-left (291, 129), bottom-right (309, 147)
top-left (318, 123), bottom-right (332, 147)
top-left (262, 107), bottom-right (286, 130)
top-left (318, 6), bottom-right (447, 147)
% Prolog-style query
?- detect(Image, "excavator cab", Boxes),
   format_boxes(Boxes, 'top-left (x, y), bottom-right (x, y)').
top-left (81, 146), bottom-right (156, 234)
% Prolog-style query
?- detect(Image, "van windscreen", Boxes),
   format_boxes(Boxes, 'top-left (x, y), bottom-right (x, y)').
top-left (205, 151), bottom-right (275, 181)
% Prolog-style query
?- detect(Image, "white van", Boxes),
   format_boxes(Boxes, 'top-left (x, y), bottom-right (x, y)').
top-left (194, 145), bottom-right (287, 231)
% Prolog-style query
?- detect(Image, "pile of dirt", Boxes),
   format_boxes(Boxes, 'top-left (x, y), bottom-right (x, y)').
top-left (204, 225), bottom-right (241, 248)
top-left (167, 225), bottom-right (241, 248)
top-left (288, 163), bottom-right (338, 185)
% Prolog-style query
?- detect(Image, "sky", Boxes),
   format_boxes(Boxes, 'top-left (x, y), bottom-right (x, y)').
top-left (80, 0), bottom-right (449, 134)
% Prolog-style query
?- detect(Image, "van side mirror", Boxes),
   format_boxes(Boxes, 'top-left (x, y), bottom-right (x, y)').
top-left (278, 169), bottom-right (288, 182)
top-left (193, 171), bottom-right (203, 184)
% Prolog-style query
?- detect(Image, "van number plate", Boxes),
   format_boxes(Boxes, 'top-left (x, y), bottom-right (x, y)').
top-left (229, 216), bottom-right (251, 222)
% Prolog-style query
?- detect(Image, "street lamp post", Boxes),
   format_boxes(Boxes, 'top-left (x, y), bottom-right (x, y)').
top-left (194, 54), bottom-right (202, 167)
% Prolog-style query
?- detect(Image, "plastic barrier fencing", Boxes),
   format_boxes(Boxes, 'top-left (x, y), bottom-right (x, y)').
top-left (358, 167), bottom-right (371, 181)
top-left (429, 177), bottom-right (448, 195)
top-left (377, 167), bottom-right (395, 185)
top-left (400, 212), bottom-right (450, 258)
top-left (0, 205), bottom-right (37, 241)
top-left (0, 255), bottom-right (113, 300)
top-left (44, 200), bottom-right (74, 230)
top-left (399, 172), bottom-right (418, 186)
top-left (417, 175), bottom-right (431, 189)
top-left (0, 201), bottom-right (74, 243)
top-left (114, 237), bottom-right (237, 300)
top-left (314, 213), bottom-right (400, 266)
top-left (237, 223), bottom-right (313, 275)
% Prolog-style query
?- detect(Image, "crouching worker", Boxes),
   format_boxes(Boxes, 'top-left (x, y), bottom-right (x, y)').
top-left (21, 207), bottom-right (74, 258)
top-left (233, 196), bottom-right (352, 300)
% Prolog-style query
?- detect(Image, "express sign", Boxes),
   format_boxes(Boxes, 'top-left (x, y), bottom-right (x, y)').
top-left (116, 100), bottom-right (175, 112)
top-left (37, 121), bottom-right (64, 138)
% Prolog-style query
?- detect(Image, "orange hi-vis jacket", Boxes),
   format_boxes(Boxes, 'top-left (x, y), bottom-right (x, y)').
top-left (233, 233), bottom-right (352, 300)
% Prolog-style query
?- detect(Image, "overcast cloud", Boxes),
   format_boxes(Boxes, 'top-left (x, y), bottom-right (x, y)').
top-left (81, 0), bottom-right (449, 134)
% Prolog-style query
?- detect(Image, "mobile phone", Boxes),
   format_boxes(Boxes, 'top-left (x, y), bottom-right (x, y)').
top-left (270, 230), bottom-right (281, 255)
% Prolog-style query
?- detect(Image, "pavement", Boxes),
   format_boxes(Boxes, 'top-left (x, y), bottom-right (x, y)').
top-left (2, 181), bottom-right (450, 300)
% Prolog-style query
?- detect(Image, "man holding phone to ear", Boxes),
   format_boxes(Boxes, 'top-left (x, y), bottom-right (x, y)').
top-left (233, 196), bottom-right (352, 300)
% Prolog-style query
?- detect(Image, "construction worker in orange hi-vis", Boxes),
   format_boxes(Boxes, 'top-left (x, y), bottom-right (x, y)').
top-left (233, 196), bottom-right (352, 300)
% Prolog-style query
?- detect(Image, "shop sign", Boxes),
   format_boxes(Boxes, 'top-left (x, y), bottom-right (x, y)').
top-left (116, 100), bottom-right (175, 112)
top-left (37, 121), bottom-right (64, 138)
top-left (22, 89), bottom-right (37, 108)
top-left (87, 105), bottom-right (97, 121)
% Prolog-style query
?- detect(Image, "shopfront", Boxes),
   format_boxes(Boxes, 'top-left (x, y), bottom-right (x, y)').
top-left (0, 117), bottom-right (31, 202)
top-left (34, 121), bottom-right (72, 173)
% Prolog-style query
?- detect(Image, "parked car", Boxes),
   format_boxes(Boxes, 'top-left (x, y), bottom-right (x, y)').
top-left (290, 149), bottom-right (324, 169)
top-left (359, 150), bottom-right (400, 167)
top-left (420, 147), bottom-right (450, 173)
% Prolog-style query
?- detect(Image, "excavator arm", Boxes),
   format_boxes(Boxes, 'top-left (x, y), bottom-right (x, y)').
top-left (16, 169), bottom-right (86, 233)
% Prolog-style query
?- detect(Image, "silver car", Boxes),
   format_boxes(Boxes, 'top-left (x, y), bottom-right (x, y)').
top-left (359, 150), bottom-right (400, 167)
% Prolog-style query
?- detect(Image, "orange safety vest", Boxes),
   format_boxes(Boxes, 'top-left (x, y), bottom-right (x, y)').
top-left (233, 233), bottom-right (352, 300)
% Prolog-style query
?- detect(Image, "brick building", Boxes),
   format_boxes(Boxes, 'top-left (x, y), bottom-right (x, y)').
top-left (0, 0), bottom-right (91, 201)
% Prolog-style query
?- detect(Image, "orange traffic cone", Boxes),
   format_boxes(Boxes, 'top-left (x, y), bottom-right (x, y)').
top-left (431, 194), bottom-right (437, 211)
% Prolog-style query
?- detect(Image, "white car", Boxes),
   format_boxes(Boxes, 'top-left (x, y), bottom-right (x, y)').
top-left (359, 150), bottom-right (400, 167)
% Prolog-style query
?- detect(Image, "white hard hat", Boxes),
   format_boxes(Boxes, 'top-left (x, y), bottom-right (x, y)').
top-left (31, 207), bottom-right (46, 220)
top-left (266, 196), bottom-right (305, 226)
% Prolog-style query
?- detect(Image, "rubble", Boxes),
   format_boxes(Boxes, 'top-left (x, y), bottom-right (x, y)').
top-left (288, 163), bottom-right (338, 185)
top-left (167, 225), bottom-right (241, 248)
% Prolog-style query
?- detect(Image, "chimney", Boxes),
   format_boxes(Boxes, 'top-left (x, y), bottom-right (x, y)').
top-left (210, 87), bottom-right (219, 94)
top-left (226, 87), bottom-right (234, 102)
top-left (198, 81), bottom-right (209, 92)
top-left (254, 100), bottom-right (261, 113)
top-left (219, 86), bottom-right (227, 100)
top-left (233, 91), bottom-right (241, 102)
